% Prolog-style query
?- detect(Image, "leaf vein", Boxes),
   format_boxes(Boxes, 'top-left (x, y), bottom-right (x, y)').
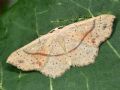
top-left (81, 72), bottom-right (90, 90)
top-left (0, 63), bottom-right (5, 90)
top-left (107, 40), bottom-right (120, 59)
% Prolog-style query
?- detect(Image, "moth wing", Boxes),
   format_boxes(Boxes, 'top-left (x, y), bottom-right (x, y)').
top-left (69, 42), bottom-right (99, 66)
top-left (41, 56), bottom-right (71, 78)
top-left (57, 16), bottom-right (96, 53)
top-left (69, 14), bottom-right (115, 66)
top-left (7, 33), bottom-right (55, 71)
top-left (84, 14), bottom-right (115, 47)
top-left (40, 37), bottom-right (71, 78)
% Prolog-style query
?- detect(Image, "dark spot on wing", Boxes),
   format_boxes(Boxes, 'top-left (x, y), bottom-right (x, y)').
top-left (102, 23), bottom-right (107, 30)
top-left (92, 38), bottom-right (96, 44)
top-left (18, 60), bottom-right (24, 63)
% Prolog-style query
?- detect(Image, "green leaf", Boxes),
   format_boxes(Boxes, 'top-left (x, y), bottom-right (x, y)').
top-left (0, 0), bottom-right (120, 90)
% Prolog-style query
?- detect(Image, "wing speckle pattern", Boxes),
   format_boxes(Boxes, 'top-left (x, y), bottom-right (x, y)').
top-left (7, 14), bottom-right (115, 78)
top-left (69, 42), bottom-right (99, 66)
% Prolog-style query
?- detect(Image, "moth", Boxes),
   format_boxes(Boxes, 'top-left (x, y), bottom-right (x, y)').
top-left (7, 14), bottom-right (115, 78)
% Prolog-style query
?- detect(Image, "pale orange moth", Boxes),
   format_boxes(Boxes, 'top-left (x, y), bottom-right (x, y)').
top-left (7, 14), bottom-right (115, 78)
